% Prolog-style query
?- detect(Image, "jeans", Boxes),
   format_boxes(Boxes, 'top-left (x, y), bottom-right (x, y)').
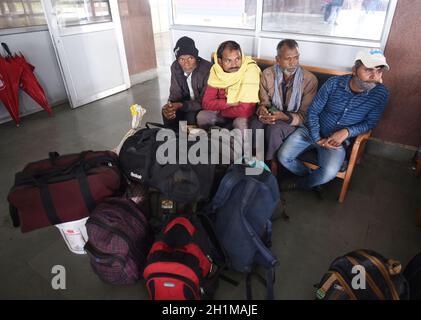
top-left (277, 126), bottom-right (346, 189)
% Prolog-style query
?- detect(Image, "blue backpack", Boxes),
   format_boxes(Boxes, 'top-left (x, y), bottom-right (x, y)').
top-left (207, 164), bottom-right (280, 299)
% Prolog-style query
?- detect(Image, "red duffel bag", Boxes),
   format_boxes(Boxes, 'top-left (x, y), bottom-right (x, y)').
top-left (7, 151), bottom-right (125, 233)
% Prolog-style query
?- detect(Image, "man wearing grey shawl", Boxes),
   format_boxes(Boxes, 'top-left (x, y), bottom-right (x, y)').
top-left (250, 39), bottom-right (318, 173)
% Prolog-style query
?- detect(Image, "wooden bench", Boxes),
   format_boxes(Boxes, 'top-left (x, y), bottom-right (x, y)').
top-left (253, 57), bottom-right (370, 203)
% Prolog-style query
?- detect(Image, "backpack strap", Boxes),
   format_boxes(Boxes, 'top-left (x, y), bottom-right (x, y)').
top-left (240, 181), bottom-right (278, 268)
top-left (241, 180), bottom-right (278, 300)
top-left (145, 122), bottom-right (167, 129)
top-left (245, 267), bottom-right (276, 300)
top-left (266, 267), bottom-right (275, 300)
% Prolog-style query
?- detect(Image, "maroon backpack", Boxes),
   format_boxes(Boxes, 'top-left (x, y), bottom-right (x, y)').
top-left (8, 151), bottom-right (124, 233)
top-left (143, 214), bottom-right (225, 300)
top-left (85, 198), bottom-right (153, 285)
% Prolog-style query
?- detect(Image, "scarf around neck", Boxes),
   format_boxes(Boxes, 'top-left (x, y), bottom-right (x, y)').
top-left (272, 64), bottom-right (304, 112)
top-left (208, 53), bottom-right (260, 104)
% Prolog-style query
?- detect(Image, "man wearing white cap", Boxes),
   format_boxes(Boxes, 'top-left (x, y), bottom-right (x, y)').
top-left (278, 48), bottom-right (390, 192)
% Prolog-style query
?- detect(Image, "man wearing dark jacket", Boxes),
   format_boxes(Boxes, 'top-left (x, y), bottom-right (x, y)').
top-left (162, 36), bottom-right (212, 130)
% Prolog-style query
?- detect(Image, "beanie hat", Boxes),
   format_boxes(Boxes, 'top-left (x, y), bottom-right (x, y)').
top-left (173, 36), bottom-right (199, 59)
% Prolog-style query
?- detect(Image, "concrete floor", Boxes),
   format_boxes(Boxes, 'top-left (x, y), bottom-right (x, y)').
top-left (0, 33), bottom-right (420, 300)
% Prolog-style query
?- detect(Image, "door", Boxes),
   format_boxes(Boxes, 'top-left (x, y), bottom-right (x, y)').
top-left (42, 0), bottom-right (130, 108)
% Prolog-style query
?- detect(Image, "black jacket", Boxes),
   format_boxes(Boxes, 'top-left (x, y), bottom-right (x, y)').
top-left (169, 57), bottom-right (212, 112)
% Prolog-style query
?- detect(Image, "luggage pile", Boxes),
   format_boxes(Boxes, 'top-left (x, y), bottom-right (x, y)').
top-left (6, 106), bottom-right (421, 301)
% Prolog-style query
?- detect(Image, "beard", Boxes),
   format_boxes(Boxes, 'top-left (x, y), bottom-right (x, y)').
top-left (353, 75), bottom-right (377, 91)
top-left (283, 67), bottom-right (297, 77)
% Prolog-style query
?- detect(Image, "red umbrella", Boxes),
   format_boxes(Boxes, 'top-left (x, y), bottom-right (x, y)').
top-left (16, 53), bottom-right (52, 115)
top-left (0, 52), bottom-right (23, 125)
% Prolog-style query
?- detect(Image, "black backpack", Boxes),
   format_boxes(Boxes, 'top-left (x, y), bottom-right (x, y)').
top-left (119, 123), bottom-right (162, 185)
top-left (315, 249), bottom-right (410, 300)
top-left (119, 123), bottom-right (215, 204)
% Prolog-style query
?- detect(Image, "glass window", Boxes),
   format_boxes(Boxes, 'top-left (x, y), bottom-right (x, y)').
top-left (262, 0), bottom-right (391, 41)
top-left (52, 0), bottom-right (112, 28)
top-left (0, 0), bottom-right (47, 29)
top-left (172, 0), bottom-right (257, 30)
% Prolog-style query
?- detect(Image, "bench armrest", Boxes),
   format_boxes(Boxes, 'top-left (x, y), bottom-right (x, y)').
top-left (349, 130), bottom-right (371, 165)
top-left (353, 130), bottom-right (371, 147)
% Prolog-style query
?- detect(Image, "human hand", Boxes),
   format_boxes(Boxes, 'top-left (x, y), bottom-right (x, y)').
top-left (271, 111), bottom-right (289, 121)
top-left (170, 102), bottom-right (183, 110)
top-left (316, 138), bottom-right (338, 149)
top-left (259, 111), bottom-right (288, 124)
top-left (162, 103), bottom-right (176, 120)
top-left (257, 106), bottom-right (269, 116)
top-left (327, 129), bottom-right (349, 148)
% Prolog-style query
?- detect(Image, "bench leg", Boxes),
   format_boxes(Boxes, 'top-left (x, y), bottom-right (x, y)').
top-left (338, 159), bottom-right (357, 203)
top-left (356, 141), bottom-right (367, 165)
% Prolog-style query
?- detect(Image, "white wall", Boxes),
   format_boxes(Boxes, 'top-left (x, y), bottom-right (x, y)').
top-left (258, 37), bottom-right (359, 70)
top-left (150, 0), bottom-right (170, 34)
top-left (0, 30), bottom-right (67, 124)
top-left (171, 28), bottom-right (369, 71)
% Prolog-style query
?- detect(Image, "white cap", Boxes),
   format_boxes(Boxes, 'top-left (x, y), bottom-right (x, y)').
top-left (355, 49), bottom-right (390, 71)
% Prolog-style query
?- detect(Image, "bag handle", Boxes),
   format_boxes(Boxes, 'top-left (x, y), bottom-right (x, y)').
top-left (145, 122), bottom-right (167, 129)
top-left (163, 217), bottom-right (196, 236)
top-left (1, 42), bottom-right (12, 57)
top-left (9, 204), bottom-right (20, 228)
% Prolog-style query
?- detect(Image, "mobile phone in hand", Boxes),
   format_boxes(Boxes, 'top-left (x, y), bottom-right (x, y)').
top-left (268, 106), bottom-right (278, 114)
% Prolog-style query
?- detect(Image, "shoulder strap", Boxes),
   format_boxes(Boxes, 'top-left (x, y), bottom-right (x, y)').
top-left (197, 213), bottom-right (228, 268)
top-left (240, 180), bottom-right (278, 268)
top-left (240, 180), bottom-right (278, 300)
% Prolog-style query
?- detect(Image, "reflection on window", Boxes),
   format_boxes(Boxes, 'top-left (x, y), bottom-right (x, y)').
top-left (53, 0), bottom-right (112, 28)
top-left (262, 0), bottom-right (390, 41)
top-left (172, 0), bottom-right (256, 30)
top-left (0, 0), bottom-right (46, 29)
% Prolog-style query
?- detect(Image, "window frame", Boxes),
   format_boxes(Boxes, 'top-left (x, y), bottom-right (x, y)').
top-left (170, 0), bottom-right (398, 50)
top-left (0, 0), bottom-right (47, 31)
top-left (170, 0), bottom-right (258, 31)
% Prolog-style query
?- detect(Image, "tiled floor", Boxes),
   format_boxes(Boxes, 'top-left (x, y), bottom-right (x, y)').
top-left (0, 32), bottom-right (420, 300)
